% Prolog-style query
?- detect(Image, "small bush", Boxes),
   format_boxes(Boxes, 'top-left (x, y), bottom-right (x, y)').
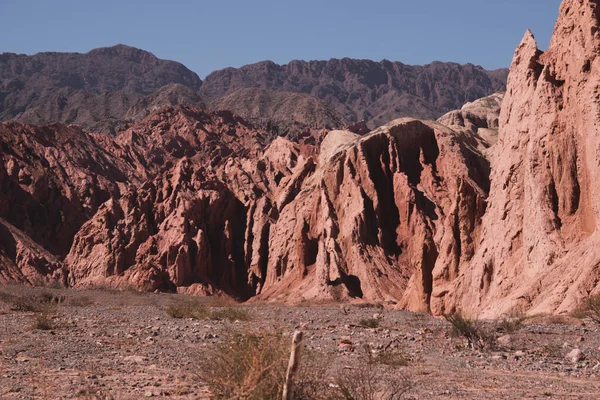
top-left (542, 344), bottom-right (563, 358)
top-left (33, 312), bottom-right (54, 331)
top-left (335, 345), bottom-right (411, 400)
top-left (67, 296), bottom-right (94, 307)
top-left (2, 291), bottom-right (63, 312)
top-left (375, 350), bottom-right (410, 368)
top-left (201, 332), bottom-right (288, 399)
top-left (358, 319), bottom-right (379, 329)
top-left (444, 312), bottom-right (496, 351)
top-left (166, 300), bottom-right (209, 319)
top-left (209, 307), bottom-right (250, 322)
top-left (575, 294), bottom-right (600, 324)
top-left (497, 311), bottom-right (526, 333)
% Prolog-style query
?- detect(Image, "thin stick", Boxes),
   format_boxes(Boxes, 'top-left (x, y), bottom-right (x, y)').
top-left (282, 331), bottom-right (303, 400)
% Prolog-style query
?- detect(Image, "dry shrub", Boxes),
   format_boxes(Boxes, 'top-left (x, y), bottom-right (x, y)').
top-left (444, 312), bottom-right (496, 351)
top-left (201, 331), bottom-right (332, 400)
top-left (67, 296), bottom-right (94, 307)
top-left (2, 291), bottom-right (61, 313)
top-left (33, 312), bottom-right (54, 330)
top-left (201, 331), bottom-right (288, 399)
top-left (335, 345), bottom-right (412, 400)
top-left (210, 307), bottom-right (250, 322)
top-left (574, 294), bottom-right (600, 324)
top-left (358, 319), bottom-right (379, 329)
top-left (497, 310), bottom-right (526, 333)
top-left (166, 300), bottom-right (209, 319)
top-left (200, 331), bottom-right (413, 400)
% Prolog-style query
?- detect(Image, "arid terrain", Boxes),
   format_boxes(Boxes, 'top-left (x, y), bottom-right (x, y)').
top-left (2, 285), bottom-right (600, 399)
top-left (2, 0), bottom-right (600, 398)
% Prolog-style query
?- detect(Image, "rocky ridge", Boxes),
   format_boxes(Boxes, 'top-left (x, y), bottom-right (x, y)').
top-left (0, 45), bottom-right (203, 134)
top-left (200, 59), bottom-right (508, 126)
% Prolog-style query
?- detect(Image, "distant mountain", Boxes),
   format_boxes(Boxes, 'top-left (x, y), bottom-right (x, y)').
top-left (0, 45), bottom-right (508, 133)
top-left (200, 58), bottom-right (508, 127)
top-left (210, 88), bottom-right (348, 135)
top-left (0, 45), bottom-right (203, 134)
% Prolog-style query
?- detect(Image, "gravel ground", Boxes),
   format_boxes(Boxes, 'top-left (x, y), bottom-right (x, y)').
top-left (1, 285), bottom-right (600, 399)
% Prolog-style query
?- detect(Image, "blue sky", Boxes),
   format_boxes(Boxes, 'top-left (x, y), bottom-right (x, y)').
top-left (0, 0), bottom-right (562, 78)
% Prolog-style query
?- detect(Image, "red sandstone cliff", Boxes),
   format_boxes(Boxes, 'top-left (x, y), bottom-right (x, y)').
top-left (434, 0), bottom-right (600, 317)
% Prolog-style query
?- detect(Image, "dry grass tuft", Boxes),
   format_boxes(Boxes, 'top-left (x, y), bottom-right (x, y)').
top-left (358, 318), bottom-right (380, 329)
top-left (497, 311), bottom-right (527, 333)
top-left (573, 294), bottom-right (600, 324)
top-left (67, 296), bottom-right (94, 307)
top-left (200, 331), bottom-right (288, 399)
top-left (33, 312), bottom-right (55, 331)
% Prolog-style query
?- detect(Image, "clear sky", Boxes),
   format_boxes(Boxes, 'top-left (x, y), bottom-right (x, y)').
top-left (0, 0), bottom-right (562, 78)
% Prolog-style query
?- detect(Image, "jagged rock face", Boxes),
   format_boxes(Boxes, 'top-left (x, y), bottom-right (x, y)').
top-left (66, 160), bottom-right (249, 296)
top-left (244, 119), bottom-right (488, 310)
top-left (0, 122), bottom-right (136, 258)
top-left (0, 106), bottom-right (271, 291)
top-left (201, 59), bottom-right (508, 126)
top-left (111, 105), bottom-right (270, 179)
top-left (436, 0), bottom-right (600, 317)
top-left (0, 218), bottom-right (64, 286)
top-left (0, 45), bottom-right (202, 134)
top-left (438, 92), bottom-right (504, 157)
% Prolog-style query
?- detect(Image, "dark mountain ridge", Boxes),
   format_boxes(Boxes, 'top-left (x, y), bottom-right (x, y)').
top-left (0, 44), bottom-right (508, 133)
top-left (200, 58), bottom-right (508, 127)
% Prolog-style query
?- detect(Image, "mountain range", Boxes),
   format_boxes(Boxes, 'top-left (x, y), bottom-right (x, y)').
top-left (1, 46), bottom-right (507, 134)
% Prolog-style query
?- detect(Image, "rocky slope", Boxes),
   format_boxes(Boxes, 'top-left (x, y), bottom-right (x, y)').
top-left (201, 59), bottom-right (508, 126)
top-left (0, 45), bottom-right (203, 134)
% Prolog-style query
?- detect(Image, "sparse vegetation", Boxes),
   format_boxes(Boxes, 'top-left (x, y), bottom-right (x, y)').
top-left (166, 300), bottom-right (209, 319)
top-left (335, 345), bottom-right (412, 400)
top-left (497, 311), bottom-right (526, 333)
top-left (33, 312), bottom-right (55, 331)
top-left (358, 318), bottom-right (380, 329)
top-left (375, 349), bottom-right (410, 368)
top-left (166, 300), bottom-right (250, 321)
top-left (200, 331), bottom-right (288, 399)
top-left (1, 290), bottom-right (62, 313)
top-left (67, 296), bottom-right (94, 307)
top-left (210, 307), bottom-right (251, 322)
top-left (444, 312), bottom-right (496, 351)
top-left (542, 344), bottom-right (563, 358)
top-left (574, 294), bottom-right (600, 324)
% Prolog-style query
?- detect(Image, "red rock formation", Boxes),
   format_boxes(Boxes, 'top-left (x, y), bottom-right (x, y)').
top-left (0, 122), bottom-right (136, 258)
top-left (66, 160), bottom-right (249, 296)
top-left (243, 119), bottom-right (488, 310)
top-left (0, 217), bottom-right (64, 286)
top-left (435, 0), bottom-right (600, 317)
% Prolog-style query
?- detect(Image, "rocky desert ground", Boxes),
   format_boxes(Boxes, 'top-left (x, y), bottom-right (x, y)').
top-left (2, 285), bottom-right (600, 399)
